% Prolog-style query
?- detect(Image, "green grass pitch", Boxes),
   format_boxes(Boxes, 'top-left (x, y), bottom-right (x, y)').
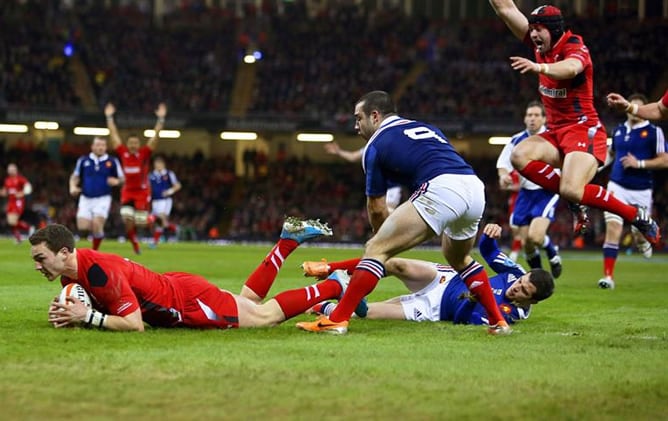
top-left (1, 239), bottom-right (667, 420)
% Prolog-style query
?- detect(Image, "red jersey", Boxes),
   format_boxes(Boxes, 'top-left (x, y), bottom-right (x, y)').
top-left (661, 90), bottom-right (668, 108)
top-left (3, 174), bottom-right (29, 201)
top-left (524, 30), bottom-right (600, 130)
top-left (116, 144), bottom-right (152, 192)
top-left (61, 249), bottom-right (239, 328)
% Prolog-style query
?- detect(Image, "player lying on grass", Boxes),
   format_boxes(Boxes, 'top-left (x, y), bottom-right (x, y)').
top-left (300, 224), bottom-right (555, 326)
top-left (30, 217), bottom-right (365, 331)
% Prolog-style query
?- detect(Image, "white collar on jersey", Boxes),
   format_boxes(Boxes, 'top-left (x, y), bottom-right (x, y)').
top-left (624, 119), bottom-right (650, 131)
top-left (152, 169), bottom-right (168, 176)
top-left (88, 152), bottom-right (109, 162)
top-left (361, 115), bottom-right (412, 172)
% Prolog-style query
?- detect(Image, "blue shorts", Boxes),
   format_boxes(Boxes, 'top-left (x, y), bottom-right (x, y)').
top-left (510, 188), bottom-right (560, 227)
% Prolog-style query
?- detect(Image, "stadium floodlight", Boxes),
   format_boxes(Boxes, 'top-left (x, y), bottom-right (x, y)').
top-left (220, 131), bottom-right (258, 140)
top-left (243, 54), bottom-right (256, 64)
top-left (73, 127), bottom-right (110, 136)
top-left (34, 121), bottom-right (59, 130)
top-left (0, 124), bottom-right (29, 133)
top-left (297, 133), bottom-right (334, 142)
top-left (144, 129), bottom-right (181, 139)
top-left (488, 136), bottom-right (511, 145)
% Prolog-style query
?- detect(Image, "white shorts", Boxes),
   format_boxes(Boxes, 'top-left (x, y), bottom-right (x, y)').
top-left (400, 265), bottom-right (458, 322)
top-left (604, 181), bottom-right (652, 223)
top-left (151, 198), bottom-right (173, 216)
top-left (77, 195), bottom-right (112, 220)
top-left (410, 174), bottom-right (485, 240)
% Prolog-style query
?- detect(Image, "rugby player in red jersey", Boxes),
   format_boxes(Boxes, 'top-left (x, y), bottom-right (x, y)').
top-left (488, 2), bottom-right (660, 246)
top-left (1, 163), bottom-right (34, 243)
top-left (33, 218), bottom-right (350, 331)
top-left (105, 102), bottom-right (167, 254)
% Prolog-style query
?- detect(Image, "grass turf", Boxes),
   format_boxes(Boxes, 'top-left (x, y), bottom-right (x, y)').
top-left (1, 239), bottom-right (667, 420)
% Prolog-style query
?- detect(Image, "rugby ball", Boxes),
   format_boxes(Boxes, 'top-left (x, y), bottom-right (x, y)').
top-left (59, 283), bottom-right (92, 308)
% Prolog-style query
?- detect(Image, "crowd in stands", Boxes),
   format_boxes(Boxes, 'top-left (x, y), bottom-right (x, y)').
top-left (2, 135), bottom-right (667, 251)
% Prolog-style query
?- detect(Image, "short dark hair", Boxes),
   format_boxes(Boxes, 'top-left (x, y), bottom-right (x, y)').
top-left (628, 93), bottom-right (648, 105)
top-left (29, 224), bottom-right (75, 253)
top-left (527, 100), bottom-right (546, 116)
top-left (356, 91), bottom-right (397, 117)
top-left (528, 268), bottom-right (555, 302)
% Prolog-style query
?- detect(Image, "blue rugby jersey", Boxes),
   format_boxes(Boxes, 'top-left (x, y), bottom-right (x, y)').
top-left (362, 116), bottom-right (474, 196)
top-left (73, 153), bottom-right (123, 198)
top-left (609, 121), bottom-right (666, 190)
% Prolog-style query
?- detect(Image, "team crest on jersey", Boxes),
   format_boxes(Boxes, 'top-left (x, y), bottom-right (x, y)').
top-left (105, 161), bottom-right (112, 168)
top-left (640, 130), bottom-right (648, 138)
top-left (439, 276), bottom-right (446, 284)
top-left (500, 303), bottom-right (512, 315)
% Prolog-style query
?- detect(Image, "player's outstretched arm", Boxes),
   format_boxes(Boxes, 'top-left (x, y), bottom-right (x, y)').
top-left (49, 297), bottom-right (145, 331)
top-left (607, 92), bottom-right (668, 121)
top-left (325, 142), bottom-right (363, 163)
top-left (104, 103), bottom-right (123, 150)
top-left (488, 0), bottom-right (529, 40)
top-left (147, 103), bottom-right (168, 151)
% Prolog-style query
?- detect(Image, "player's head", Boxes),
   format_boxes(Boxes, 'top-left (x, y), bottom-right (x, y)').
top-left (91, 137), bottom-right (107, 156)
top-left (153, 155), bottom-right (166, 171)
top-left (127, 133), bottom-right (141, 153)
top-left (627, 93), bottom-right (649, 123)
top-left (505, 269), bottom-right (554, 305)
top-left (524, 100), bottom-right (546, 134)
top-left (29, 224), bottom-right (76, 281)
top-left (354, 91), bottom-right (397, 140)
top-left (528, 5), bottom-right (564, 53)
top-left (7, 163), bottom-right (18, 176)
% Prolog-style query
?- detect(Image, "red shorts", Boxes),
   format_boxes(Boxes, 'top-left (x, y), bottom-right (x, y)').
top-left (539, 122), bottom-right (608, 163)
top-left (6, 198), bottom-right (25, 216)
top-left (166, 272), bottom-right (240, 329)
top-left (121, 189), bottom-right (151, 211)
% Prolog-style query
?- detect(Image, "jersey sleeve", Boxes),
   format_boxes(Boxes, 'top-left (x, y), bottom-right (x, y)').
top-left (112, 157), bottom-right (125, 180)
top-left (654, 126), bottom-right (666, 155)
top-left (72, 156), bottom-right (84, 176)
top-left (364, 145), bottom-right (389, 197)
top-left (87, 264), bottom-right (140, 317)
top-left (168, 170), bottom-right (179, 185)
top-left (496, 142), bottom-right (514, 171)
top-left (478, 233), bottom-right (526, 277)
top-left (562, 36), bottom-right (591, 67)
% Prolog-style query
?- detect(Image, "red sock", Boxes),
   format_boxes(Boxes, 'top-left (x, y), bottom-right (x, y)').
top-left (11, 226), bottom-right (21, 242)
top-left (460, 261), bottom-right (505, 325)
top-left (511, 238), bottom-right (522, 253)
top-left (92, 236), bottom-right (103, 250)
top-left (272, 279), bottom-right (342, 320)
top-left (330, 259), bottom-right (385, 323)
top-left (17, 220), bottom-right (30, 231)
top-left (603, 257), bottom-right (616, 278)
top-left (518, 161), bottom-right (561, 193)
top-left (127, 227), bottom-right (138, 244)
top-left (580, 184), bottom-right (637, 222)
top-left (153, 228), bottom-right (163, 245)
top-left (328, 258), bottom-right (362, 274)
top-left (244, 238), bottom-right (299, 299)
top-left (167, 223), bottom-right (177, 233)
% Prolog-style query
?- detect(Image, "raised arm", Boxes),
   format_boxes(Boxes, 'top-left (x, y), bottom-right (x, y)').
top-left (104, 103), bottom-right (123, 150)
top-left (489, 0), bottom-right (529, 40)
top-left (324, 142), bottom-right (363, 163)
top-left (479, 223), bottom-right (526, 277)
top-left (147, 103), bottom-right (167, 151)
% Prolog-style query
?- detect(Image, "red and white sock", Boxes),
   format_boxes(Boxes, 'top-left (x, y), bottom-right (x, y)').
top-left (273, 279), bottom-right (342, 320)
top-left (244, 238), bottom-right (299, 300)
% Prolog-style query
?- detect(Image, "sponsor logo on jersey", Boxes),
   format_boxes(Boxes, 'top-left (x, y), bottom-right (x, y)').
top-left (539, 84), bottom-right (567, 98)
